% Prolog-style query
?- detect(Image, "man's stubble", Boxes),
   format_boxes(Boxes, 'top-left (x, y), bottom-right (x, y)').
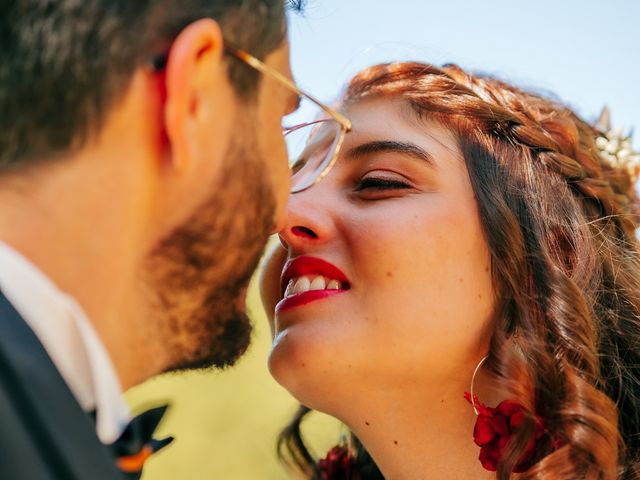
top-left (144, 118), bottom-right (276, 372)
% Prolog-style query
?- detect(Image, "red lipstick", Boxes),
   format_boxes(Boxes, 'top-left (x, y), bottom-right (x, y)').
top-left (276, 256), bottom-right (350, 313)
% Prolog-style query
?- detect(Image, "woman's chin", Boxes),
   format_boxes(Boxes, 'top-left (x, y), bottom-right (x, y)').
top-left (268, 335), bottom-right (316, 405)
top-left (267, 332), bottom-right (352, 414)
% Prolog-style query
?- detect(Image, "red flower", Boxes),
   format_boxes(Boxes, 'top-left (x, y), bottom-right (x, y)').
top-left (464, 392), bottom-right (547, 473)
top-left (319, 446), bottom-right (355, 480)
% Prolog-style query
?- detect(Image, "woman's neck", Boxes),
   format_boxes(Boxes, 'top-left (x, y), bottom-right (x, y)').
top-left (333, 373), bottom-right (500, 479)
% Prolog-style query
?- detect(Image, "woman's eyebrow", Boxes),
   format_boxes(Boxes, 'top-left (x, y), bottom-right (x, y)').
top-left (346, 140), bottom-right (435, 166)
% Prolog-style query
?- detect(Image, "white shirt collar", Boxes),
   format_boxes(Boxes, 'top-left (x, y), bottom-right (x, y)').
top-left (0, 242), bottom-right (131, 444)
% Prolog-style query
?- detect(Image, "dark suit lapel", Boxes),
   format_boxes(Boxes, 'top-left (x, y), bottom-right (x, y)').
top-left (0, 290), bottom-right (124, 479)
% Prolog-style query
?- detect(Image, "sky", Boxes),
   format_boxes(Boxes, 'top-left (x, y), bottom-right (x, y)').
top-left (287, 0), bottom-right (640, 148)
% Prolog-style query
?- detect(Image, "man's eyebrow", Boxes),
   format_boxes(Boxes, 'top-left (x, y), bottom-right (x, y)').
top-left (346, 140), bottom-right (435, 166)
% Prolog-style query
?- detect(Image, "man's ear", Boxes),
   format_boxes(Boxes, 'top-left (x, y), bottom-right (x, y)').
top-left (163, 18), bottom-right (226, 172)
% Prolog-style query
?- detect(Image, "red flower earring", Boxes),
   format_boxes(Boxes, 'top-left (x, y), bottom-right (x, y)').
top-left (464, 356), bottom-right (549, 473)
top-left (318, 445), bottom-right (356, 480)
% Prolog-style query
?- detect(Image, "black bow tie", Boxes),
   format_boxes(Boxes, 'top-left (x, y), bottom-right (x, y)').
top-left (106, 405), bottom-right (174, 479)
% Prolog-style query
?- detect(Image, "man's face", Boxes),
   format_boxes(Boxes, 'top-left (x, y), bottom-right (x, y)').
top-left (144, 41), bottom-right (295, 371)
top-left (253, 41), bottom-right (297, 229)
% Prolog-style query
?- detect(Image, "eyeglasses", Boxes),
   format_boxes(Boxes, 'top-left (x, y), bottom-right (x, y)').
top-left (225, 44), bottom-right (352, 193)
top-left (150, 43), bottom-right (351, 193)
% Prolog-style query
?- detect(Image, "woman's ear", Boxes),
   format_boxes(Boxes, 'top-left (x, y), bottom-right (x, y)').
top-left (163, 18), bottom-right (225, 173)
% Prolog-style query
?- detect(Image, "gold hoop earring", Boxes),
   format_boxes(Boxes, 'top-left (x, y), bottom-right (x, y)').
top-left (468, 355), bottom-right (488, 415)
top-left (464, 355), bottom-right (552, 473)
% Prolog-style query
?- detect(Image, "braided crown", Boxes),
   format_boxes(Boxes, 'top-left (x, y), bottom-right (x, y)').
top-left (440, 68), bottom-right (640, 233)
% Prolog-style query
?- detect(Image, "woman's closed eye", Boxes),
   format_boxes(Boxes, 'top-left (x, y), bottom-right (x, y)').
top-left (355, 175), bottom-right (412, 192)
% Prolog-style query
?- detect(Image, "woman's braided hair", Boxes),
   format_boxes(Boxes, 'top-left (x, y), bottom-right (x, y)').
top-left (278, 62), bottom-right (640, 479)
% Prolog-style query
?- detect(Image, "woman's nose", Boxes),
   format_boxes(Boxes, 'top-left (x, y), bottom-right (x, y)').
top-left (277, 188), bottom-right (335, 252)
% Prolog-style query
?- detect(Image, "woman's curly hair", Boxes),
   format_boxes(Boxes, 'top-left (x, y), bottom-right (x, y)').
top-left (278, 62), bottom-right (640, 480)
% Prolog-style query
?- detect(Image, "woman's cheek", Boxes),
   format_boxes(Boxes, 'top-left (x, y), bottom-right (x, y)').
top-left (259, 242), bottom-right (288, 335)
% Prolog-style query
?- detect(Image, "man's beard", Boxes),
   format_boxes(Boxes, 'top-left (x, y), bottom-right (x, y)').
top-left (144, 129), bottom-right (276, 372)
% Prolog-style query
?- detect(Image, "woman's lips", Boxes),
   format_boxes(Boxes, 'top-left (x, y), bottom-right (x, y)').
top-left (276, 256), bottom-right (350, 313)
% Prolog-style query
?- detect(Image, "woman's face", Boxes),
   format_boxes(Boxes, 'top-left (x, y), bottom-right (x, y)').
top-left (263, 97), bottom-right (496, 410)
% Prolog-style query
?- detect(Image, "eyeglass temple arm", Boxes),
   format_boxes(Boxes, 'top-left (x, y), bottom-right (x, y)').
top-left (225, 44), bottom-right (352, 131)
top-left (149, 42), bottom-right (351, 131)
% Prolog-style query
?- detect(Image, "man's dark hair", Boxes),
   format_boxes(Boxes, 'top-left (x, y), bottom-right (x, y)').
top-left (0, 0), bottom-right (304, 168)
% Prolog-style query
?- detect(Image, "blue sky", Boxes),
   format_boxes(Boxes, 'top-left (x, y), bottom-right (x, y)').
top-left (287, 0), bottom-right (639, 147)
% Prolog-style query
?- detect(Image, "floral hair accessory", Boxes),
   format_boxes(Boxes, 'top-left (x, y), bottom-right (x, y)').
top-left (319, 445), bottom-right (357, 480)
top-left (595, 106), bottom-right (640, 181)
top-left (464, 356), bottom-right (551, 473)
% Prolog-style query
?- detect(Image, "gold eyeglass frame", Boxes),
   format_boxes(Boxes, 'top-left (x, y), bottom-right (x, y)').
top-left (225, 43), bottom-right (352, 193)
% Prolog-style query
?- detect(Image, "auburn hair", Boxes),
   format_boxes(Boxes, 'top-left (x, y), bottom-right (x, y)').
top-left (278, 62), bottom-right (640, 480)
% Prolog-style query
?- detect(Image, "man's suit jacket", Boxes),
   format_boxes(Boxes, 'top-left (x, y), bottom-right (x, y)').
top-left (0, 290), bottom-right (125, 479)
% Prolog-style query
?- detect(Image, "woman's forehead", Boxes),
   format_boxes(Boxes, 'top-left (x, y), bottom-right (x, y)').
top-left (341, 97), bottom-right (461, 162)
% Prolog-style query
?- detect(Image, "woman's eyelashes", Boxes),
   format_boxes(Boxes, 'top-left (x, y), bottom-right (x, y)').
top-left (354, 175), bottom-right (412, 193)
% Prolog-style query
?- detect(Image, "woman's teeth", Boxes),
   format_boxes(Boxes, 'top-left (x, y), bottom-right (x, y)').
top-left (284, 275), bottom-right (344, 298)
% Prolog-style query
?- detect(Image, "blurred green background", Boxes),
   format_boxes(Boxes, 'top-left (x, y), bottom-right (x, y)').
top-left (125, 273), bottom-right (341, 480)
